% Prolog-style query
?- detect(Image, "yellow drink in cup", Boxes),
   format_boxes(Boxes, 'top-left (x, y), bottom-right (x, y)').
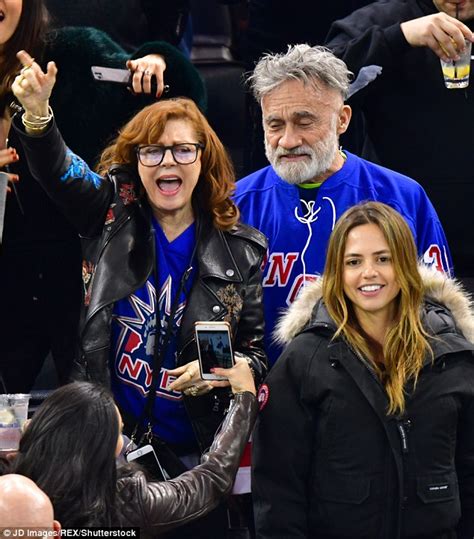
top-left (440, 40), bottom-right (472, 89)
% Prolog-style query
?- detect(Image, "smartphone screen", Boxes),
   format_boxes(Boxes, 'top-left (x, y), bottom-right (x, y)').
top-left (197, 329), bottom-right (234, 375)
top-left (126, 445), bottom-right (167, 481)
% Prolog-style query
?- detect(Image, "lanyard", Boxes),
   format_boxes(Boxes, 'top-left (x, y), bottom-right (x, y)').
top-left (129, 217), bottom-right (201, 444)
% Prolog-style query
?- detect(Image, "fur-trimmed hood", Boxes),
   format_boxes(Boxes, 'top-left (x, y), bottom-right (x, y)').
top-left (274, 265), bottom-right (474, 346)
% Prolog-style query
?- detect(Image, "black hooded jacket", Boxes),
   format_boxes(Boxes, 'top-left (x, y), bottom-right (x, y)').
top-left (253, 268), bottom-right (474, 538)
top-left (326, 0), bottom-right (474, 280)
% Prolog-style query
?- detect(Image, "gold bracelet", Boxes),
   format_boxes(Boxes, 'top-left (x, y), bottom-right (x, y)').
top-left (21, 106), bottom-right (54, 131)
top-left (23, 106), bottom-right (53, 123)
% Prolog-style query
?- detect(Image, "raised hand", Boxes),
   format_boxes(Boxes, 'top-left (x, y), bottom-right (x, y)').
top-left (126, 54), bottom-right (167, 99)
top-left (12, 50), bottom-right (58, 118)
top-left (401, 12), bottom-right (474, 61)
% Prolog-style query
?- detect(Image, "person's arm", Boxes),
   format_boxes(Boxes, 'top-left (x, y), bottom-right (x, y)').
top-left (253, 335), bottom-right (316, 538)
top-left (50, 26), bottom-right (206, 111)
top-left (11, 51), bottom-right (112, 237)
top-left (413, 191), bottom-right (453, 276)
top-left (119, 361), bottom-right (258, 533)
top-left (325, 3), bottom-right (414, 76)
top-left (326, 3), bottom-right (474, 75)
top-left (456, 393), bottom-right (474, 538)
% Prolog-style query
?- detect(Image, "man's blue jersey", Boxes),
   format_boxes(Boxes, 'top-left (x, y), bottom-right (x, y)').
top-left (235, 151), bottom-right (453, 366)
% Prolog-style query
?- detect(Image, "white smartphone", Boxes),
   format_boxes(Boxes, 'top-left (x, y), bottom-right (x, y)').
top-left (90, 66), bottom-right (168, 95)
top-left (126, 444), bottom-right (167, 481)
top-left (195, 321), bottom-right (234, 381)
top-left (91, 66), bottom-right (131, 85)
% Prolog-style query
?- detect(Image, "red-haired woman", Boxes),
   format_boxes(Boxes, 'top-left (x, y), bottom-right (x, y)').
top-left (0, 0), bottom-right (206, 395)
top-left (12, 52), bottom-right (266, 537)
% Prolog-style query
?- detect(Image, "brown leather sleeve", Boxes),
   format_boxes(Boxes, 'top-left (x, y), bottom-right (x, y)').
top-left (117, 391), bottom-right (258, 532)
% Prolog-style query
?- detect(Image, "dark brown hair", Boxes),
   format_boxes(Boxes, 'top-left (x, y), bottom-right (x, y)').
top-left (97, 97), bottom-right (239, 230)
top-left (0, 0), bottom-right (50, 113)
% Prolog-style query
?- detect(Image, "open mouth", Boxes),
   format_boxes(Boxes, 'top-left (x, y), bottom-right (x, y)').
top-left (0, 11), bottom-right (5, 22)
top-left (156, 176), bottom-right (182, 194)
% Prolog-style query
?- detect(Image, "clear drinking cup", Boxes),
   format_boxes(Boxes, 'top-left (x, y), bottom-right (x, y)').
top-left (0, 394), bottom-right (30, 451)
top-left (440, 39), bottom-right (472, 89)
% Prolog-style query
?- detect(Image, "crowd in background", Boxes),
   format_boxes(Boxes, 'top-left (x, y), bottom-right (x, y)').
top-left (1, 1), bottom-right (474, 538)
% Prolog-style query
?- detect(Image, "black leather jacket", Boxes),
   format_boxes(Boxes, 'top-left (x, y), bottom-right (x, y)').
top-left (15, 118), bottom-right (267, 451)
top-left (117, 391), bottom-right (258, 535)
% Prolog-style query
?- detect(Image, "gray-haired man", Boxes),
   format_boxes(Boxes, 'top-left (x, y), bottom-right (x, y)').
top-left (235, 44), bottom-right (452, 367)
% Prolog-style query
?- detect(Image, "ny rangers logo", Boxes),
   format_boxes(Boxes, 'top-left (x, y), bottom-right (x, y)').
top-left (114, 278), bottom-right (186, 399)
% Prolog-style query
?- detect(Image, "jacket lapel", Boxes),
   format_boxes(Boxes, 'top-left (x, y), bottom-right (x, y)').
top-left (179, 223), bottom-right (243, 346)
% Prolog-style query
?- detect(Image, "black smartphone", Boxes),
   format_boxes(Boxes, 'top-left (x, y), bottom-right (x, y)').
top-left (195, 321), bottom-right (234, 381)
top-left (126, 444), bottom-right (167, 481)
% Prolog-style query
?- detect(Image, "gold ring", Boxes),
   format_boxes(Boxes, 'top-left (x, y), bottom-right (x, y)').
top-left (188, 385), bottom-right (199, 397)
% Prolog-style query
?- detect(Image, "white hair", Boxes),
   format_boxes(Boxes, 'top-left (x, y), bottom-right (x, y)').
top-left (248, 44), bottom-right (352, 102)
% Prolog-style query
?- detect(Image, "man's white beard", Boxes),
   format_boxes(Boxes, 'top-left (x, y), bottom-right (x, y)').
top-left (265, 127), bottom-right (339, 185)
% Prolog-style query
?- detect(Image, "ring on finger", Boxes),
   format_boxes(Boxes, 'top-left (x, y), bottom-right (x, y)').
top-left (21, 63), bottom-right (33, 74)
top-left (197, 382), bottom-right (212, 394)
top-left (144, 69), bottom-right (152, 76)
top-left (188, 385), bottom-right (199, 397)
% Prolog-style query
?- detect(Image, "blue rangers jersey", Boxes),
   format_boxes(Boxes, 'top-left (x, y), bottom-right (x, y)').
top-left (235, 151), bottom-right (453, 366)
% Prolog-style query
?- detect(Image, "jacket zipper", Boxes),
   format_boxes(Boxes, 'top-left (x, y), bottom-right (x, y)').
top-left (397, 418), bottom-right (412, 512)
top-left (351, 345), bottom-right (386, 391)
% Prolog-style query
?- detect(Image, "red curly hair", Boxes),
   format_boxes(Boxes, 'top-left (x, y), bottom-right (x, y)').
top-left (96, 97), bottom-right (239, 230)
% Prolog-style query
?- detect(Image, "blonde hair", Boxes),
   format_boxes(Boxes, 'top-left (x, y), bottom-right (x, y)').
top-left (322, 202), bottom-right (431, 415)
top-left (96, 98), bottom-right (239, 230)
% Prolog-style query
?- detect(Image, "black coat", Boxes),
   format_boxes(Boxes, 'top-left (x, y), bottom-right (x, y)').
top-left (15, 118), bottom-right (267, 452)
top-left (253, 270), bottom-right (474, 538)
top-left (325, 0), bottom-right (474, 279)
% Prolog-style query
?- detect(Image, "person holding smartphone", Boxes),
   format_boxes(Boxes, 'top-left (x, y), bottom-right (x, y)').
top-left (9, 358), bottom-right (258, 531)
top-left (11, 50), bottom-right (267, 538)
top-left (253, 202), bottom-right (474, 538)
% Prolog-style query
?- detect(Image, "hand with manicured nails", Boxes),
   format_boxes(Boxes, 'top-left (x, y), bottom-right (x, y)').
top-left (0, 148), bottom-right (19, 193)
top-left (126, 54), bottom-right (167, 98)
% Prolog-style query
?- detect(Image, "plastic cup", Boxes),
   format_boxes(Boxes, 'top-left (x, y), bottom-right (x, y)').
top-left (0, 394), bottom-right (30, 451)
top-left (440, 40), bottom-right (472, 89)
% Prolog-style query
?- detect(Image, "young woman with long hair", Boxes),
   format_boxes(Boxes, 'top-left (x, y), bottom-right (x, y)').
top-left (0, 0), bottom-right (205, 394)
top-left (253, 201), bottom-right (474, 538)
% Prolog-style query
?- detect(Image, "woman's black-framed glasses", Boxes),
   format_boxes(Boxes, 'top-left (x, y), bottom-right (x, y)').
top-left (136, 143), bottom-right (204, 167)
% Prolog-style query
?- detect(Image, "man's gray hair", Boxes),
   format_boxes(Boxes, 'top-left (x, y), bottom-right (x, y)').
top-left (248, 44), bottom-right (352, 102)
